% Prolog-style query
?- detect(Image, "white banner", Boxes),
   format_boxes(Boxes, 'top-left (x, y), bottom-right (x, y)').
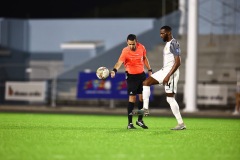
top-left (5, 81), bottom-right (47, 102)
top-left (197, 84), bottom-right (228, 105)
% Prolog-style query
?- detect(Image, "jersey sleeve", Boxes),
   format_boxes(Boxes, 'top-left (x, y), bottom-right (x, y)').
top-left (139, 43), bottom-right (146, 56)
top-left (170, 40), bottom-right (181, 56)
top-left (119, 49), bottom-right (126, 62)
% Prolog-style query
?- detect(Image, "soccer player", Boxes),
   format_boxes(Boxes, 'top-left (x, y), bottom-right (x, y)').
top-left (140, 26), bottom-right (186, 130)
top-left (111, 34), bottom-right (152, 129)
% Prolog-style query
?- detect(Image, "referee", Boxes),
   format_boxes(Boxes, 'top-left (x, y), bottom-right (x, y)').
top-left (111, 34), bottom-right (152, 129)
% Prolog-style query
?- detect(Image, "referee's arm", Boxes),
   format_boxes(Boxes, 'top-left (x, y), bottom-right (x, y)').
top-left (111, 61), bottom-right (123, 78)
top-left (143, 55), bottom-right (152, 75)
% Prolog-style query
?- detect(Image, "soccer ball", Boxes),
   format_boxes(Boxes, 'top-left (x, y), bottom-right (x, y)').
top-left (96, 67), bottom-right (110, 79)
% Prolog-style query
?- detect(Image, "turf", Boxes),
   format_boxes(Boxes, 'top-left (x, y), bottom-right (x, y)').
top-left (0, 112), bottom-right (240, 160)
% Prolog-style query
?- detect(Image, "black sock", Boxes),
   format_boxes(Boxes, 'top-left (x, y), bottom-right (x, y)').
top-left (128, 102), bottom-right (134, 124)
top-left (138, 101), bottom-right (143, 121)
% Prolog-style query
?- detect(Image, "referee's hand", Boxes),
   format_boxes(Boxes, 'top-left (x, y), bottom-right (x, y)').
top-left (148, 71), bottom-right (153, 76)
top-left (148, 69), bottom-right (153, 76)
top-left (111, 71), bottom-right (115, 78)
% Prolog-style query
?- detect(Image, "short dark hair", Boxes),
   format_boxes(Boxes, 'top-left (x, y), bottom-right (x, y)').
top-left (160, 26), bottom-right (172, 32)
top-left (127, 34), bottom-right (137, 41)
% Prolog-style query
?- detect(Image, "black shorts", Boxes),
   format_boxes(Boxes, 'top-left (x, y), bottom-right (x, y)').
top-left (126, 72), bottom-right (146, 95)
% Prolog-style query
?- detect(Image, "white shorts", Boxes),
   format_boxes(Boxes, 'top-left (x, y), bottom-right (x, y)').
top-left (151, 68), bottom-right (179, 93)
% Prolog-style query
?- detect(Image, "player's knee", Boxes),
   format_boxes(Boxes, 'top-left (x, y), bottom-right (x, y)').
top-left (143, 79), bottom-right (151, 86)
top-left (142, 80), bottom-right (148, 86)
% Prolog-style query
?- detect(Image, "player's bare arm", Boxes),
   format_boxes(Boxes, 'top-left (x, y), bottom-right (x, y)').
top-left (111, 61), bottom-right (123, 78)
top-left (163, 55), bottom-right (181, 85)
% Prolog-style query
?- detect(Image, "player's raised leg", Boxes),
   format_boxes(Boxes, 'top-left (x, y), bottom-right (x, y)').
top-left (139, 76), bottom-right (159, 116)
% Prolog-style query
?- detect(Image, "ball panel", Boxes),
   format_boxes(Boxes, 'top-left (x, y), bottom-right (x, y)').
top-left (96, 67), bottom-right (109, 79)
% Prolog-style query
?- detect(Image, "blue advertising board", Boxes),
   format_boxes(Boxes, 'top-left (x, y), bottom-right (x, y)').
top-left (77, 72), bottom-right (153, 99)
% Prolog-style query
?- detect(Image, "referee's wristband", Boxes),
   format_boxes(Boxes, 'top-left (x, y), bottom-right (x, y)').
top-left (112, 68), bottom-right (117, 73)
top-left (148, 69), bottom-right (153, 72)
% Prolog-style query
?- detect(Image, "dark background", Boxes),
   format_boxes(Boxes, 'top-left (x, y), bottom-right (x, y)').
top-left (0, 0), bottom-right (178, 19)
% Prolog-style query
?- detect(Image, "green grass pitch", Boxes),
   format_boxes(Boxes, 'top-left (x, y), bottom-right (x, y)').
top-left (0, 112), bottom-right (240, 160)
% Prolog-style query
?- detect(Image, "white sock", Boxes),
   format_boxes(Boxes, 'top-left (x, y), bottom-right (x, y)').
top-left (166, 97), bottom-right (183, 124)
top-left (143, 86), bottom-right (150, 109)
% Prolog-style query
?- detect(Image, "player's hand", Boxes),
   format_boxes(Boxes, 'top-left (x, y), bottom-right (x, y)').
top-left (163, 75), bottom-right (170, 85)
top-left (110, 71), bottom-right (115, 78)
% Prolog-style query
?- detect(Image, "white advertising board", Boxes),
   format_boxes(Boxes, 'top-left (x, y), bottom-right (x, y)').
top-left (197, 84), bottom-right (228, 105)
top-left (5, 81), bottom-right (47, 102)
top-left (184, 84), bottom-right (228, 105)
